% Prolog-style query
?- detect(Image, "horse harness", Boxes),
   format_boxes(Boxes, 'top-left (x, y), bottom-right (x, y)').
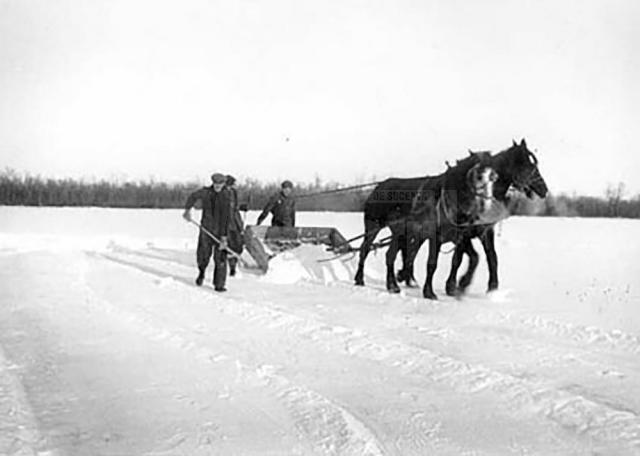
top-left (436, 163), bottom-right (505, 229)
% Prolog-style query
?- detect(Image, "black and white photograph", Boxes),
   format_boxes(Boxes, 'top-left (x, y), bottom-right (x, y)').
top-left (1, 0), bottom-right (639, 454)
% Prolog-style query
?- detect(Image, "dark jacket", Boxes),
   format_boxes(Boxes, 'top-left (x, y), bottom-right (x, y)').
top-left (257, 191), bottom-right (296, 227)
top-left (185, 186), bottom-right (231, 236)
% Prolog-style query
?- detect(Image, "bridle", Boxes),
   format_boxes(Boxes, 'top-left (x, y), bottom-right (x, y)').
top-left (512, 151), bottom-right (544, 194)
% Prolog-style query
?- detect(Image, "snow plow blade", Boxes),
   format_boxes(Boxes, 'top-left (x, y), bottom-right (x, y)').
top-left (243, 225), bottom-right (350, 272)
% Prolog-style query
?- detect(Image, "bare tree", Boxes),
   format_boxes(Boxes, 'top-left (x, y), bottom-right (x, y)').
top-left (605, 182), bottom-right (626, 217)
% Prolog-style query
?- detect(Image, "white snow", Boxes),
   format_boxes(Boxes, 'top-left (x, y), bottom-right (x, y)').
top-left (1, 206), bottom-right (639, 455)
top-left (262, 245), bottom-right (354, 285)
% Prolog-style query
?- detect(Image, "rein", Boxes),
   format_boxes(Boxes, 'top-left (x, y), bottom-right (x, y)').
top-left (294, 181), bottom-right (381, 200)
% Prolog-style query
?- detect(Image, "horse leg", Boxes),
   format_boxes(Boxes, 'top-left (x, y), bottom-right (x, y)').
top-left (403, 233), bottom-right (425, 288)
top-left (445, 241), bottom-right (466, 296)
top-left (423, 237), bottom-right (441, 300)
top-left (386, 233), bottom-right (402, 293)
top-left (396, 233), bottom-right (408, 282)
top-left (480, 227), bottom-right (499, 292)
top-left (397, 233), bottom-right (418, 288)
top-left (458, 238), bottom-right (479, 293)
top-left (354, 222), bottom-right (381, 286)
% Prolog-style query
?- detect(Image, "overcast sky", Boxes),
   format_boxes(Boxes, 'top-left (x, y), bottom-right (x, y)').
top-left (1, 0), bottom-right (638, 196)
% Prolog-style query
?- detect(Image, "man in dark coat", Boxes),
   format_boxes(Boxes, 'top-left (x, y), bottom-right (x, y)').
top-left (256, 180), bottom-right (296, 227)
top-left (182, 173), bottom-right (231, 291)
top-left (225, 174), bottom-right (245, 277)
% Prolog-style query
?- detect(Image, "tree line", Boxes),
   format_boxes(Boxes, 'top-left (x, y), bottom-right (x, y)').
top-left (0, 169), bottom-right (369, 212)
top-left (507, 183), bottom-right (640, 218)
top-left (1, 169), bottom-right (639, 218)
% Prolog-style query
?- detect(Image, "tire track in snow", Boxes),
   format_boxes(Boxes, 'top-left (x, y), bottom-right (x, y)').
top-left (84, 252), bottom-right (387, 456)
top-left (99, 249), bottom-right (640, 452)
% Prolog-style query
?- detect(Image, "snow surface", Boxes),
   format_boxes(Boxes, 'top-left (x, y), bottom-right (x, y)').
top-left (1, 206), bottom-right (640, 455)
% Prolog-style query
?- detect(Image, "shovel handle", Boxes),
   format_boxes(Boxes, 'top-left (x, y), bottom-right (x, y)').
top-left (188, 220), bottom-right (248, 266)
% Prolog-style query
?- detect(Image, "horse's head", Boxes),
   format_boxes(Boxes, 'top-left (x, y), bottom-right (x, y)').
top-left (505, 139), bottom-right (548, 198)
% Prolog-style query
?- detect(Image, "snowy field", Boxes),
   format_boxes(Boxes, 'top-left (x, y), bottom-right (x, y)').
top-left (1, 206), bottom-right (639, 455)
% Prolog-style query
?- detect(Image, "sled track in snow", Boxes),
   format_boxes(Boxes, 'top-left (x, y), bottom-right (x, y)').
top-left (124, 245), bottom-right (640, 358)
top-left (319, 279), bottom-right (640, 357)
top-left (92, 250), bottom-right (491, 454)
top-left (96, 247), bottom-right (640, 452)
top-left (83, 252), bottom-right (388, 456)
top-left (0, 346), bottom-right (42, 455)
top-left (115, 245), bottom-right (640, 358)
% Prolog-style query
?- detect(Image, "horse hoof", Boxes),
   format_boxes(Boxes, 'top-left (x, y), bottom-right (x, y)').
top-left (387, 284), bottom-right (401, 294)
top-left (423, 290), bottom-right (438, 300)
top-left (488, 283), bottom-right (499, 292)
top-left (445, 281), bottom-right (457, 296)
top-left (405, 281), bottom-right (418, 289)
top-left (354, 280), bottom-right (364, 286)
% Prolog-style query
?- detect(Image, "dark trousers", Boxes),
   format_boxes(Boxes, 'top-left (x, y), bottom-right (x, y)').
top-left (196, 230), bottom-right (227, 288)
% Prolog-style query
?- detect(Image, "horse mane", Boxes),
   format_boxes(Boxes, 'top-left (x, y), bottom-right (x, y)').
top-left (488, 141), bottom-right (536, 169)
top-left (456, 150), bottom-right (492, 167)
top-left (410, 150), bottom-right (493, 211)
top-left (443, 150), bottom-right (491, 184)
top-left (483, 142), bottom-right (531, 199)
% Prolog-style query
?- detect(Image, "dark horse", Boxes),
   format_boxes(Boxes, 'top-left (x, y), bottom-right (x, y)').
top-left (354, 139), bottom-right (548, 299)
top-left (354, 149), bottom-right (497, 292)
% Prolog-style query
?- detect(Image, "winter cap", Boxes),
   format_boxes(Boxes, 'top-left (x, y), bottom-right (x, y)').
top-left (281, 180), bottom-right (293, 189)
top-left (226, 174), bottom-right (236, 185)
top-left (211, 173), bottom-right (226, 184)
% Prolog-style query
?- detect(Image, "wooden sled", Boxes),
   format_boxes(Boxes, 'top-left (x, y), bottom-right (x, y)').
top-left (242, 225), bottom-right (350, 272)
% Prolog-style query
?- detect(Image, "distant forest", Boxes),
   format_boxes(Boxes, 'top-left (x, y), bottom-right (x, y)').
top-left (1, 169), bottom-right (639, 218)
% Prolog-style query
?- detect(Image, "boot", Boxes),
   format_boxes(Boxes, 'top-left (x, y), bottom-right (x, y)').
top-left (229, 263), bottom-right (237, 277)
top-left (195, 269), bottom-right (205, 286)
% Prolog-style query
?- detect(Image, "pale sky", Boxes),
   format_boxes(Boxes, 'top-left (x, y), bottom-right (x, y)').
top-left (1, 0), bottom-right (639, 196)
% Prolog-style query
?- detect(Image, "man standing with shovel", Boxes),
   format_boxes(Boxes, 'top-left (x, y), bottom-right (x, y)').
top-left (182, 173), bottom-right (231, 291)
